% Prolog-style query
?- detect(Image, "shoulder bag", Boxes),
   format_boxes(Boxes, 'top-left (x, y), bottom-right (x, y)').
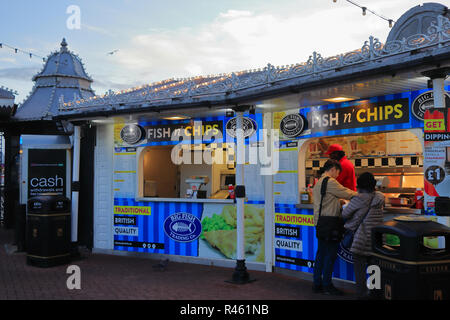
top-left (315, 177), bottom-right (345, 242)
top-left (341, 194), bottom-right (374, 249)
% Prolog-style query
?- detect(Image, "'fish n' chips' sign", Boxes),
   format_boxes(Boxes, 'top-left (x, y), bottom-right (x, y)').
top-left (307, 98), bottom-right (409, 133)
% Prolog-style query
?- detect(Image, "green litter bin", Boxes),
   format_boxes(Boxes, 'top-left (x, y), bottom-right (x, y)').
top-left (26, 195), bottom-right (71, 267)
top-left (370, 216), bottom-right (450, 300)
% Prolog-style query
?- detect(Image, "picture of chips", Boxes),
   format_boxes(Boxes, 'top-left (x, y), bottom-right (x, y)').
top-left (200, 204), bottom-right (265, 262)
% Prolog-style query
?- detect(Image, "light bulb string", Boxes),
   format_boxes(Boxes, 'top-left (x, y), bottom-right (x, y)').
top-left (1, 3), bottom-right (396, 64)
top-left (0, 42), bottom-right (46, 61)
top-left (341, 0), bottom-right (395, 26)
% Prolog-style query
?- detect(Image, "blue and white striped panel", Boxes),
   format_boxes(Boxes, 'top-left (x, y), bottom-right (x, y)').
top-left (113, 198), bottom-right (203, 257)
top-left (274, 204), bottom-right (355, 282)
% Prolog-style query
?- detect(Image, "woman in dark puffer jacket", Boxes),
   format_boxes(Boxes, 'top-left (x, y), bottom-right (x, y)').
top-left (342, 172), bottom-right (385, 300)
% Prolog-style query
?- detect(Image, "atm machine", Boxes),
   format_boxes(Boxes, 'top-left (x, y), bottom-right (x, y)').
top-left (19, 135), bottom-right (72, 265)
top-left (20, 135), bottom-right (72, 204)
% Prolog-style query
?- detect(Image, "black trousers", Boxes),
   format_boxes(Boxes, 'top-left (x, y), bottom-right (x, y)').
top-left (353, 253), bottom-right (370, 298)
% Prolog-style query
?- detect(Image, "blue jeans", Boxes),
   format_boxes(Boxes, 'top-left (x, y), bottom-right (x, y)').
top-left (313, 239), bottom-right (339, 287)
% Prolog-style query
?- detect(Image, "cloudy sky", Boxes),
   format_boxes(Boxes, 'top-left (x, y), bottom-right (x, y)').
top-left (0, 0), bottom-right (434, 103)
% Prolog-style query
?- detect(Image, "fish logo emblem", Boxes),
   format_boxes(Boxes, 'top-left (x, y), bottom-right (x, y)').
top-left (172, 222), bottom-right (194, 233)
top-left (164, 212), bottom-right (202, 243)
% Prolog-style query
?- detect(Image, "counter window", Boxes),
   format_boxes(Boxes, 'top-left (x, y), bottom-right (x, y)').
top-left (300, 130), bottom-right (424, 208)
top-left (137, 144), bottom-right (235, 200)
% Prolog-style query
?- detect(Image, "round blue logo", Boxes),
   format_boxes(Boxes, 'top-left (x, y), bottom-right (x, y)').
top-left (163, 212), bottom-right (202, 242)
top-left (337, 242), bottom-right (353, 264)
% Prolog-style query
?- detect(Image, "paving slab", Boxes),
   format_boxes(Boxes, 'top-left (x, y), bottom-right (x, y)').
top-left (0, 226), bottom-right (356, 301)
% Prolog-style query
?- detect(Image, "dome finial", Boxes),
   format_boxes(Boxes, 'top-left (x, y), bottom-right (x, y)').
top-left (61, 38), bottom-right (68, 51)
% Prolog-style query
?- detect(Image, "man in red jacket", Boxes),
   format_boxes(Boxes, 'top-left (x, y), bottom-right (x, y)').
top-left (325, 144), bottom-right (357, 191)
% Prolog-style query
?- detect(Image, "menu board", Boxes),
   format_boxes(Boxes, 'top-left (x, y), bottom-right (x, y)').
top-left (423, 104), bottom-right (450, 214)
top-left (113, 147), bottom-right (137, 198)
top-left (243, 142), bottom-right (265, 201)
top-left (386, 131), bottom-right (422, 155)
top-left (305, 134), bottom-right (388, 159)
top-left (273, 141), bottom-right (299, 204)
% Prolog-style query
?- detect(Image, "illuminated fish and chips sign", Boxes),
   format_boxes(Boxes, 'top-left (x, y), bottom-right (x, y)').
top-left (307, 98), bottom-right (409, 133)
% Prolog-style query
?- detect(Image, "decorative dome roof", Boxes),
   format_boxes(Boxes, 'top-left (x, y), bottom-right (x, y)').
top-left (0, 86), bottom-right (16, 100)
top-left (32, 38), bottom-right (92, 82)
top-left (14, 38), bottom-right (95, 121)
top-left (387, 2), bottom-right (449, 43)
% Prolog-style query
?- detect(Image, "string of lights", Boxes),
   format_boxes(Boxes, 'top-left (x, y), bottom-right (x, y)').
top-left (333, 0), bottom-right (396, 28)
top-left (1, 3), bottom-right (396, 64)
top-left (0, 42), bottom-right (46, 62)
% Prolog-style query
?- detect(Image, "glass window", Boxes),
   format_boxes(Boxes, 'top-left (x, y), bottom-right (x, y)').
top-left (137, 144), bottom-right (235, 200)
top-left (301, 130), bottom-right (423, 197)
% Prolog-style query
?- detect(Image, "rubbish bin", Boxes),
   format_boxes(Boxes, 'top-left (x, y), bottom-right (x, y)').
top-left (435, 197), bottom-right (450, 216)
top-left (26, 195), bottom-right (71, 267)
top-left (370, 216), bottom-right (450, 300)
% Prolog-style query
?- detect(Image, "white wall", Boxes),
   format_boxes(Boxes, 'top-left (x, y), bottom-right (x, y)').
top-left (179, 162), bottom-right (212, 197)
top-left (93, 124), bottom-right (114, 250)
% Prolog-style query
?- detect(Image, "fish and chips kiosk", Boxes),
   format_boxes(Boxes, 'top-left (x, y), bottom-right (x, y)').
top-left (270, 87), bottom-right (450, 281)
top-left (110, 115), bottom-right (267, 268)
top-left (74, 5), bottom-right (450, 284)
top-left (94, 84), bottom-right (450, 283)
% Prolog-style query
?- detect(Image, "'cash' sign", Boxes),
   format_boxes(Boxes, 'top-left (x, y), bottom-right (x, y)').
top-left (28, 149), bottom-right (66, 198)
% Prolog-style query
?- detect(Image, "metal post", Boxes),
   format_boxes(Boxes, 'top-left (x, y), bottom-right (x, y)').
top-left (422, 68), bottom-right (449, 109)
top-left (432, 77), bottom-right (446, 109)
top-left (228, 107), bottom-right (254, 284)
top-left (235, 111), bottom-right (245, 261)
top-left (263, 112), bottom-right (274, 273)
top-left (71, 126), bottom-right (81, 255)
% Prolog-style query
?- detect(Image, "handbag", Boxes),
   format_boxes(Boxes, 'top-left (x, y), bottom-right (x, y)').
top-left (341, 194), bottom-right (374, 249)
top-left (315, 177), bottom-right (345, 241)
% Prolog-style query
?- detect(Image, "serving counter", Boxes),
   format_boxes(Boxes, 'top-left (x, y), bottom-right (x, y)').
top-left (296, 201), bottom-right (422, 220)
top-left (136, 197), bottom-right (234, 204)
top-left (296, 203), bottom-right (421, 214)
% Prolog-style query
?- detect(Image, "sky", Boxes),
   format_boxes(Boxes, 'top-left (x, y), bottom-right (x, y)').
top-left (0, 0), bottom-right (441, 103)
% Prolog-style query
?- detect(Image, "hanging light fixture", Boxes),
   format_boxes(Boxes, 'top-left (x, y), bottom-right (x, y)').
top-left (362, 7), bottom-right (367, 15)
top-left (389, 19), bottom-right (393, 28)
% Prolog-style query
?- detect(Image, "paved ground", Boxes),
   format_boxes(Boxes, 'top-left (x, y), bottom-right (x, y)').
top-left (0, 226), bottom-right (356, 301)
